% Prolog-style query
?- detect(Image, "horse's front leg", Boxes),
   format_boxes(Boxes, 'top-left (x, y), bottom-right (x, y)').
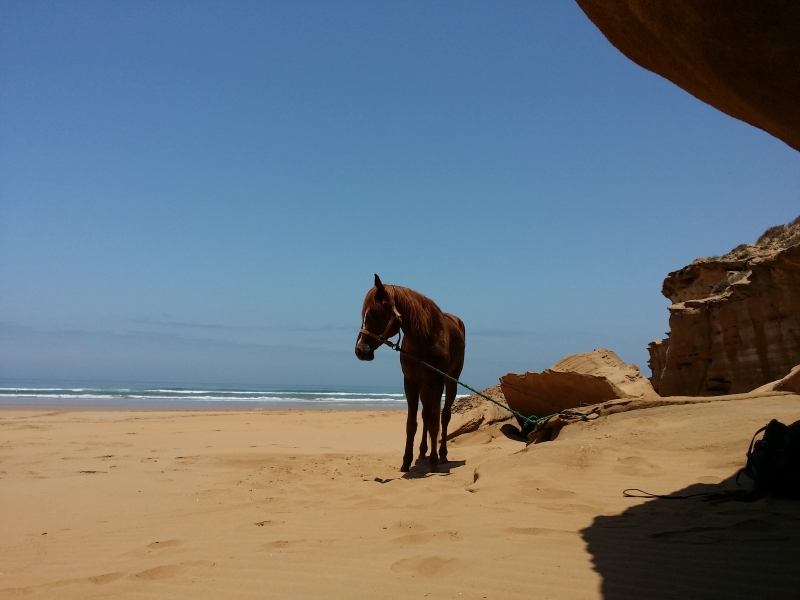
top-left (401, 378), bottom-right (420, 472)
top-left (439, 379), bottom-right (458, 463)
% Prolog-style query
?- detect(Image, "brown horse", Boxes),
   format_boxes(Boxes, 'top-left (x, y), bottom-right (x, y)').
top-left (355, 275), bottom-right (465, 473)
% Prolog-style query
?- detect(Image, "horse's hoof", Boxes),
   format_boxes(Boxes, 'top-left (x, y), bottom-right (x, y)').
top-left (429, 464), bottom-right (439, 474)
top-left (400, 464), bottom-right (410, 473)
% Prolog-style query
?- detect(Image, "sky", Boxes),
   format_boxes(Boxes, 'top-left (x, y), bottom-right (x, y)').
top-left (1, 1), bottom-right (799, 390)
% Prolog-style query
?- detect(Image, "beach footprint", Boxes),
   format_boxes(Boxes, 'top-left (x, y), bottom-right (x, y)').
top-left (391, 555), bottom-right (464, 578)
top-left (129, 564), bottom-right (184, 581)
top-left (88, 572), bottom-right (125, 584)
top-left (122, 539), bottom-right (183, 559)
top-left (130, 560), bottom-right (214, 581)
top-left (392, 530), bottom-right (461, 546)
top-left (613, 455), bottom-right (662, 477)
top-left (264, 540), bottom-right (291, 549)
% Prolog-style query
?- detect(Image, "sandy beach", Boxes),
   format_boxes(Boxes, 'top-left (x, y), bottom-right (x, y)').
top-left (4, 2), bottom-right (799, 599)
top-left (2, 392), bottom-right (799, 599)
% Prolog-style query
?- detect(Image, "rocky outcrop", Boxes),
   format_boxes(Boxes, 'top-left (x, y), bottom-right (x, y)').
top-left (753, 364), bottom-right (800, 395)
top-left (649, 218), bottom-right (800, 396)
top-left (446, 385), bottom-right (512, 439)
top-left (574, 0), bottom-right (800, 152)
top-left (647, 337), bottom-right (669, 391)
top-left (500, 349), bottom-right (658, 420)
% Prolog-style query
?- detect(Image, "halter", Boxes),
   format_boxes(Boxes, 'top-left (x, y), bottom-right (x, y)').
top-left (359, 296), bottom-right (403, 350)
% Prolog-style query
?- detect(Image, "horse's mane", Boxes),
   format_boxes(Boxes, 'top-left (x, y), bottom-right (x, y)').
top-left (366, 284), bottom-right (442, 341)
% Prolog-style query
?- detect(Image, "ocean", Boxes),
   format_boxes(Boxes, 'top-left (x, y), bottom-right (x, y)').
top-left (0, 384), bottom-right (419, 409)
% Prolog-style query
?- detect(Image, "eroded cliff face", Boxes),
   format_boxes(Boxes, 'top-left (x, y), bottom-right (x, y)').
top-left (649, 219), bottom-right (800, 396)
top-left (574, 0), bottom-right (800, 152)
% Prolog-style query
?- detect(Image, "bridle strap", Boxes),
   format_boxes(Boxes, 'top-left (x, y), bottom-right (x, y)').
top-left (359, 299), bottom-right (403, 349)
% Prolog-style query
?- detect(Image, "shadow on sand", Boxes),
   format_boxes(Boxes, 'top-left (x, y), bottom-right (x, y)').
top-left (372, 458), bottom-right (467, 483)
top-left (401, 458), bottom-right (467, 479)
top-left (581, 475), bottom-right (800, 599)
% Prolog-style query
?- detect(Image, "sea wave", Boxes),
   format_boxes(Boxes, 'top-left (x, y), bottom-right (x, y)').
top-left (0, 393), bottom-right (402, 402)
top-left (0, 386), bottom-right (432, 407)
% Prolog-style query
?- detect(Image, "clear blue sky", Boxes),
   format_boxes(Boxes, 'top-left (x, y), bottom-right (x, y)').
top-left (2, 1), bottom-right (798, 390)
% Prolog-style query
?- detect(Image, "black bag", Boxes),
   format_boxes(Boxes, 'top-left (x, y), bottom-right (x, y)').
top-left (737, 418), bottom-right (800, 499)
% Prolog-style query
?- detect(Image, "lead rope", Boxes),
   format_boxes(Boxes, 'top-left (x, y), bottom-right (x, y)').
top-left (392, 342), bottom-right (596, 434)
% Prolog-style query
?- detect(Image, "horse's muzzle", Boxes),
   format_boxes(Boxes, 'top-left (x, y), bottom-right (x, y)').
top-left (355, 344), bottom-right (374, 361)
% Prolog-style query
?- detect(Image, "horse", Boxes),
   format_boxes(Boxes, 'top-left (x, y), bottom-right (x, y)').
top-left (355, 274), bottom-right (465, 473)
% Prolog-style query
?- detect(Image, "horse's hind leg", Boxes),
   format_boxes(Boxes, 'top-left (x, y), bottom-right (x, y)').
top-left (439, 379), bottom-right (458, 463)
top-left (401, 378), bottom-right (420, 472)
top-left (423, 382), bottom-right (445, 473)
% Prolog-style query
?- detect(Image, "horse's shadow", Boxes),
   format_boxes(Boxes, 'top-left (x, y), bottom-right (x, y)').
top-left (401, 458), bottom-right (467, 480)
top-left (581, 475), bottom-right (800, 599)
top-left (372, 459), bottom-right (467, 483)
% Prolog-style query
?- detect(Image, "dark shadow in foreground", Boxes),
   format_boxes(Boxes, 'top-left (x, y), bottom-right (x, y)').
top-left (581, 476), bottom-right (800, 599)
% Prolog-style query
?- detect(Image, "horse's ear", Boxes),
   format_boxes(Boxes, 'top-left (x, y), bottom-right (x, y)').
top-left (374, 274), bottom-right (387, 300)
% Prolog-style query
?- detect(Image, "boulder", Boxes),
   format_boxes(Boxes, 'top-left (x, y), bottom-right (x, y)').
top-left (552, 349), bottom-right (659, 399)
top-left (649, 218), bottom-right (800, 396)
top-left (574, 0), bottom-right (800, 152)
top-left (500, 349), bottom-right (658, 420)
top-left (776, 365), bottom-right (800, 394)
top-left (753, 364), bottom-right (800, 395)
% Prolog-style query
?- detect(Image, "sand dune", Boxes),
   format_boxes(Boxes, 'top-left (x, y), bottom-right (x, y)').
top-left (2, 392), bottom-right (799, 599)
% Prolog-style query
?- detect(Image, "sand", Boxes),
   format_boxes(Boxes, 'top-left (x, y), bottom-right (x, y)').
top-left (2, 392), bottom-right (800, 599)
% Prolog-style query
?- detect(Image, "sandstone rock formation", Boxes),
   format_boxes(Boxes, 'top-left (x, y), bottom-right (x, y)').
top-left (575, 0), bottom-right (800, 152)
top-left (770, 364), bottom-right (800, 395)
top-left (500, 349), bottom-right (658, 420)
top-left (649, 218), bottom-right (800, 396)
top-left (647, 337), bottom-right (668, 391)
top-left (446, 385), bottom-right (512, 439)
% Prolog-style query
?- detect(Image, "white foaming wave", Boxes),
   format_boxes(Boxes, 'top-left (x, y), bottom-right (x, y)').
top-left (0, 387), bottom-right (92, 392)
top-left (156, 391), bottom-right (407, 398)
top-left (0, 393), bottom-right (119, 399)
top-left (288, 391), bottom-right (406, 397)
top-left (0, 388), bottom-right (136, 394)
top-left (146, 389), bottom-right (229, 394)
top-left (0, 386), bottom-right (465, 405)
top-left (0, 392), bottom-right (406, 403)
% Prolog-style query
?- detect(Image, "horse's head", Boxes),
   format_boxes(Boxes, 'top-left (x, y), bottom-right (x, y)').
top-left (355, 274), bottom-right (401, 362)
